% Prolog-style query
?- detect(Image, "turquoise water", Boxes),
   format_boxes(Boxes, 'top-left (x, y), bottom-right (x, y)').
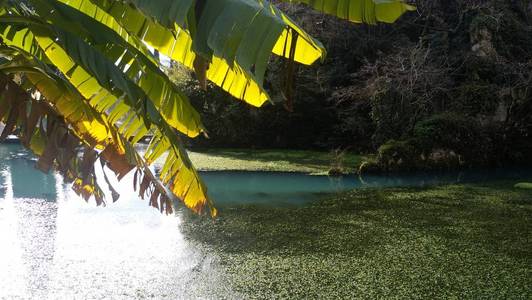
top-left (2, 143), bottom-right (531, 206)
top-left (0, 144), bottom-right (57, 200)
top-left (1, 143), bottom-right (531, 298)
top-left (200, 168), bottom-right (532, 206)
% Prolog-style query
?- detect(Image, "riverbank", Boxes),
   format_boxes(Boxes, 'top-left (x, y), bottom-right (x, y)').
top-left (181, 182), bottom-right (532, 298)
top-left (188, 148), bottom-right (367, 174)
top-left (2, 139), bottom-right (366, 174)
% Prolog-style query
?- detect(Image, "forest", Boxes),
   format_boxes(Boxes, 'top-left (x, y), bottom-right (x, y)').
top-left (175, 0), bottom-right (532, 172)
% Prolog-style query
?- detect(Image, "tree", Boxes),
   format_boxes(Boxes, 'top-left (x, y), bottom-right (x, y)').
top-left (0, 0), bottom-right (414, 216)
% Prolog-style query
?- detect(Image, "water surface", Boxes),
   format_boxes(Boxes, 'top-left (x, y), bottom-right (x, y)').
top-left (0, 144), bottom-right (229, 299)
top-left (1, 143), bottom-right (531, 298)
top-left (201, 168), bottom-right (532, 205)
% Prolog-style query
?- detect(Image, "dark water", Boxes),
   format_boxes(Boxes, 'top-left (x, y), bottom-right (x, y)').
top-left (1, 143), bottom-right (531, 298)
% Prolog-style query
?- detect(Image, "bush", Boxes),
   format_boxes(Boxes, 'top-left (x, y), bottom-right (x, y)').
top-left (413, 113), bottom-right (508, 167)
top-left (414, 113), bottom-right (482, 159)
top-left (376, 139), bottom-right (420, 172)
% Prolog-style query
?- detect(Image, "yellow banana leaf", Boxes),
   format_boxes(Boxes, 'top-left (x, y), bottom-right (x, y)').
top-left (75, 0), bottom-right (326, 107)
top-left (281, 0), bottom-right (416, 24)
top-left (0, 15), bottom-right (211, 214)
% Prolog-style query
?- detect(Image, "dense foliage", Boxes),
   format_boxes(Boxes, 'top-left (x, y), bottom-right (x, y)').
top-left (180, 0), bottom-right (532, 170)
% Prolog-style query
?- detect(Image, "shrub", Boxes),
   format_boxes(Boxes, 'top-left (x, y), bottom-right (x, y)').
top-left (413, 113), bottom-right (481, 159)
top-left (376, 139), bottom-right (420, 172)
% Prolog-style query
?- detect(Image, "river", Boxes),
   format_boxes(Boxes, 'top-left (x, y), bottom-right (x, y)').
top-left (0, 143), bottom-right (530, 298)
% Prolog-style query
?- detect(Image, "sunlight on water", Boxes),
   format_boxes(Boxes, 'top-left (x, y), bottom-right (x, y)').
top-left (0, 170), bottom-right (28, 299)
top-left (0, 144), bottom-right (230, 299)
